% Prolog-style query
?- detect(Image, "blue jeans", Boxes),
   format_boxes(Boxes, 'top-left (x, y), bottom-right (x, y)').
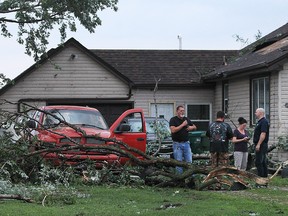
top-left (255, 143), bottom-right (268, 177)
top-left (173, 141), bottom-right (192, 174)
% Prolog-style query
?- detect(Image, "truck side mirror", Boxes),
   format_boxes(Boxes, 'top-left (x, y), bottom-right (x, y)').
top-left (115, 123), bottom-right (131, 133)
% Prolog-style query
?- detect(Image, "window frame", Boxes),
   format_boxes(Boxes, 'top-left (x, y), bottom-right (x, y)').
top-left (222, 81), bottom-right (229, 114)
top-left (186, 103), bottom-right (212, 130)
top-left (250, 75), bottom-right (270, 125)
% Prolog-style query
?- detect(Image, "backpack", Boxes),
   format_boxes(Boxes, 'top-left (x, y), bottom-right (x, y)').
top-left (209, 122), bottom-right (228, 144)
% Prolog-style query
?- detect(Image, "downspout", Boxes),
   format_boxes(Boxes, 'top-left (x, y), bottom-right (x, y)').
top-left (278, 69), bottom-right (282, 135)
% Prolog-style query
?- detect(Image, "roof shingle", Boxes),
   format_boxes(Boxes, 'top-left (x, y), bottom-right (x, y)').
top-left (91, 49), bottom-right (238, 86)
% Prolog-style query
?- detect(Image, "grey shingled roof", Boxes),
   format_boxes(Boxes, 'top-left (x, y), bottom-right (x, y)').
top-left (204, 22), bottom-right (288, 79)
top-left (91, 49), bottom-right (238, 87)
top-left (0, 38), bottom-right (238, 95)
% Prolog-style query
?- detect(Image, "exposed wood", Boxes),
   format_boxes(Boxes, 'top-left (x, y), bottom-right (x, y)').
top-left (199, 166), bottom-right (269, 190)
top-left (0, 194), bottom-right (34, 203)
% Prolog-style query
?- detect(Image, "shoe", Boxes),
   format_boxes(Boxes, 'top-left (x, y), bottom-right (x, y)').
top-left (255, 183), bottom-right (268, 188)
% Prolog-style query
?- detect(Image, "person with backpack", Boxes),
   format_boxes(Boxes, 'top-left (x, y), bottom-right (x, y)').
top-left (206, 111), bottom-right (233, 168)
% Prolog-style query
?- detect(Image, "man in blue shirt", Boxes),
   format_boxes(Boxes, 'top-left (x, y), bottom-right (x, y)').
top-left (253, 108), bottom-right (269, 178)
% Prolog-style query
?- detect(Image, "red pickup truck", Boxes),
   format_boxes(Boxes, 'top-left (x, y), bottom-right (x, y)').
top-left (26, 105), bottom-right (147, 167)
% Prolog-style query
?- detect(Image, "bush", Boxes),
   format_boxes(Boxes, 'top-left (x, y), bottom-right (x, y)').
top-left (277, 134), bottom-right (288, 151)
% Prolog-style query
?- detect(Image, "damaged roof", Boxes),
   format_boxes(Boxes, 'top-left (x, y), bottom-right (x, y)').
top-left (204, 22), bottom-right (288, 80)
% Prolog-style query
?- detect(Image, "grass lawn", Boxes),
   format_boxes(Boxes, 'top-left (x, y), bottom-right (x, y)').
top-left (1, 177), bottom-right (288, 216)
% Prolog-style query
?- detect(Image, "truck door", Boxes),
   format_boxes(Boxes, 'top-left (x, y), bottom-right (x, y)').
top-left (110, 108), bottom-right (146, 163)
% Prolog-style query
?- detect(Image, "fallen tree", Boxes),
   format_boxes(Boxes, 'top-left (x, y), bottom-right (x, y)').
top-left (22, 135), bottom-right (275, 190)
top-left (0, 101), bottom-right (280, 192)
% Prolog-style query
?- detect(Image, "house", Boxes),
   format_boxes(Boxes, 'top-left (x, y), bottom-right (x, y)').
top-left (2, 22), bottom-right (288, 160)
top-left (204, 22), bottom-right (288, 161)
top-left (0, 38), bottom-right (236, 129)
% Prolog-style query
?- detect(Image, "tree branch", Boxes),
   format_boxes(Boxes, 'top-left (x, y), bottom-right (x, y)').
top-left (0, 194), bottom-right (34, 203)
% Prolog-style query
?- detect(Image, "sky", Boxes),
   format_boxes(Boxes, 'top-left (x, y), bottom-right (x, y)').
top-left (1, 0), bottom-right (288, 79)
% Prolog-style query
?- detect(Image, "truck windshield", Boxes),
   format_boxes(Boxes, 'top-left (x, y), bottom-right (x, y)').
top-left (128, 118), bottom-right (171, 135)
top-left (146, 119), bottom-right (171, 136)
top-left (43, 109), bottom-right (109, 130)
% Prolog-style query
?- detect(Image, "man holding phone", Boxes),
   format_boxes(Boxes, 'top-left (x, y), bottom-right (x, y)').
top-left (169, 105), bottom-right (197, 174)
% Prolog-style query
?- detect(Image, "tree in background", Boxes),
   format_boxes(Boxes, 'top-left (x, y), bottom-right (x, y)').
top-left (0, 0), bottom-right (118, 61)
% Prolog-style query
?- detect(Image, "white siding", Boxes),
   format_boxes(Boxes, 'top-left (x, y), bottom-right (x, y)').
top-left (213, 81), bottom-right (223, 118)
top-left (278, 63), bottom-right (288, 133)
top-left (213, 73), bottom-right (280, 150)
top-left (0, 45), bottom-right (129, 112)
top-left (133, 88), bottom-right (214, 119)
top-left (227, 77), bottom-right (250, 123)
top-left (213, 78), bottom-right (250, 128)
top-left (269, 72), bottom-right (279, 152)
top-left (275, 64), bottom-right (288, 160)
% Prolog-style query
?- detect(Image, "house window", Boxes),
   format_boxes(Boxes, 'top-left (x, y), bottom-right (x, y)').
top-left (223, 83), bottom-right (229, 114)
top-left (150, 103), bottom-right (174, 121)
top-left (187, 104), bottom-right (211, 130)
top-left (251, 77), bottom-right (270, 124)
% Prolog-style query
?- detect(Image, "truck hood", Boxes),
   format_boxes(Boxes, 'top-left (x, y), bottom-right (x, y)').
top-left (45, 126), bottom-right (111, 139)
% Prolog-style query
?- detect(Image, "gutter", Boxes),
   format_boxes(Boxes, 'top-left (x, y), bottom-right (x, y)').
top-left (204, 61), bottom-right (268, 81)
top-left (221, 62), bottom-right (268, 78)
top-left (17, 85), bottom-right (133, 112)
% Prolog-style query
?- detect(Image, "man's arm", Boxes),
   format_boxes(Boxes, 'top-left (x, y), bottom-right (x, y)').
top-left (170, 120), bottom-right (188, 134)
top-left (187, 118), bottom-right (197, 131)
top-left (206, 123), bottom-right (211, 137)
top-left (187, 124), bottom-right (197, 131)
top-left (227, 124), bottom-right (234, 140)
top-left (255, 132), bottom-right (266, 152)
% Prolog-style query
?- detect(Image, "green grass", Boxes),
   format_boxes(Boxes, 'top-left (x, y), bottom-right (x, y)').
top-left (1, 177), bottom-right (288, 216)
